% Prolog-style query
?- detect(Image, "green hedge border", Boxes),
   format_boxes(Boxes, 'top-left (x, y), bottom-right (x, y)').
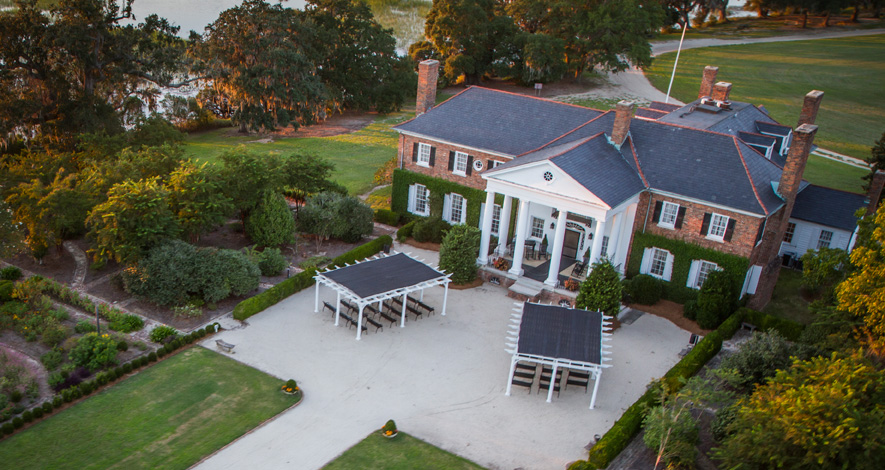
top-left (571, 307), bottom-right (804, 469)
top-left (626, 232), bottom-right (749, 304)
top-left (232, 235), bottom-right (393, 321)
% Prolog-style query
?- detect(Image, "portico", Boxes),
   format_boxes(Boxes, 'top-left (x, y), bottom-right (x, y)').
top-left (478, 159), bottom-right (641, 287)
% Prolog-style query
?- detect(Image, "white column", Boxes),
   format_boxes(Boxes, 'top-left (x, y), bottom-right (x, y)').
top-left (478, 191), bottom-right (496, 266)
top-left (544, 209), bottom-right (570, 286)
top-left (509, 200), bottom-right (531, 276)
top-left (588, 217), bottom-right (607, 265)
top-left (400, 292), bottom-right (408, 328)
top-left (441, 282), bottom-right (449, 315)
top-left (589, 369), bottom-right (602, 409)
top-left (614, 203), bottom-right (637, 270)
top-left (545, 364), bottom-right (559, 403)
top-left (505, 356), bottom-right (518, 396)
top-left (607, 212), bottom-right (622, 266)
top-left (314, 281), bottom-right (320, 313)
top-left (334, 291), bottom-right (341, 326)
top-left (498, 196), bottom-right (513, 254)
top-left (356, 303), bottom-right (365, 340)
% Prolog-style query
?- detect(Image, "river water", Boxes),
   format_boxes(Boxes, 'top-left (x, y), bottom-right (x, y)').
top-left (127, 0), bottom-right (306, 36)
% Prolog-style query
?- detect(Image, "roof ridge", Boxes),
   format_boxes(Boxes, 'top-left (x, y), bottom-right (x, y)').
top-left (734, 137), bottom-right (769, 215)
top-left (755, 119), bottom-right (791, 129)
top-left (547, 133), bottom-right (605, 161)
top-left (804, 183), bottom-right (868, 196)
top-left (514, 111), bottom-right (612, 157)
top-left (392, 86), bottom-right (474, 129)
top-left (467, 86), bottom-right (604, 111)
top-left (626, 136), bottom-right (649, 188)
top-left (739, 130), bottom-right (777, 139)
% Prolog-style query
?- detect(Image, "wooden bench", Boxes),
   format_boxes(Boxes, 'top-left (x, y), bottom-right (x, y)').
top-left (383, 301), bottom-right (405, 322)
top-left (565, 370), bottom-right (590, 393)
top-left (363, 314), bottom-right (383, 333)
top-left (322, 301), bottom-right (337, 314)
top-left (215, 339), bottom-right (235, 354)
top-left (341, 300), bottom-right (358, 314)
top-left (408, 296), bottom-right (435, 315)
top-left (338, 311), bottom-right (368, 334)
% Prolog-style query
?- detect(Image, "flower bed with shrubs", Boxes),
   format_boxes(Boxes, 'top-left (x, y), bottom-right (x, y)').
top-left (0, 325), bottom-right (216, 441)
top-left (20, 276), bottom-right (144, 333)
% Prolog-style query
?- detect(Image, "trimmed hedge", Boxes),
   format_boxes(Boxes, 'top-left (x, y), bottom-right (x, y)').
top-left (397, 219), bottom-right (418, 241)
top-left (232, 235), bottom-right (393, 321)
top-left (740, 307), bottom-right (805, 341)
top-left (374, 209), bottom-right (401, 226)
top-left (577, 309), bottom-right (746, 469)
top-left (626, 232), bottom-right (749, 304)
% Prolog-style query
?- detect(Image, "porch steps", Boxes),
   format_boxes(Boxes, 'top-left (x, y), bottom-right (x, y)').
top-left (508, 277), bottom-right (545, 301)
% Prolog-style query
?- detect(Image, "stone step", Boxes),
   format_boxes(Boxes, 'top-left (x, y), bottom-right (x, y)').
top-left (508, 278), bottom-right (545, 299)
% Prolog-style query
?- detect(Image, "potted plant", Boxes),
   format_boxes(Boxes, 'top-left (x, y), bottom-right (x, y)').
top-left (381, 419), bottom-right (398, 438)
top-left (493, 257), bottom-right (510, 271)
top-left (281, 379), bottom-right (299, 395)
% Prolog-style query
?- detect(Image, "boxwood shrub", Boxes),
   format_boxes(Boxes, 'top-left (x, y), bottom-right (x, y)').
top-left (12, 417), bottom-right (23, 429)
top-left (42, 401), bottom-right (53, 413)
top-left (147, 352), bottom-right (157, 362)
top-left (0, 265), bottom-right (22, 281)
top-left (628, 274), bottom-right (663, 305)
top-left (52, 396), bottom-right (62, 408)
top-left (122, 363), bottom-right (133, 373)
top-left (2, 422), bottom-right (14, 435)
top-left (32, 407), bottom-right (43, 419)
top-left (21, 410), bottom-right (33, 423)
top-left (374, 209), bottom-right (400, 226)
top-left (396, 219), bottom-right (418, 242)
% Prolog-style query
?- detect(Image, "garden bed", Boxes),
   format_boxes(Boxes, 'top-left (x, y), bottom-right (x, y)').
top-left (629, 300), bottom-right (709, 336)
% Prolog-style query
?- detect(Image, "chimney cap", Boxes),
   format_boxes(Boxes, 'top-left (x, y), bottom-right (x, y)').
top-left (795, 123), bottom-right (819, 135)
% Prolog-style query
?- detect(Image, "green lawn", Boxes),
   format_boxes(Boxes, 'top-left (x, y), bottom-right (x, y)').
top-left (764, 268), bottom-right (815, 325)
top-left (645, 35), bottom-right (884, 191)
top-left (183, 114), bottom-right (408, 195)
top-left (322, 431), bottom-right (486, 470)
top-left (0, 347), bottom-right (299, 470)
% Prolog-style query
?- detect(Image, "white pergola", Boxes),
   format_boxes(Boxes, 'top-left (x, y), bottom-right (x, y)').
top-left (505, 301), bottom-right (613, 409)
top-left (313, 252), bottom-right (452, 340)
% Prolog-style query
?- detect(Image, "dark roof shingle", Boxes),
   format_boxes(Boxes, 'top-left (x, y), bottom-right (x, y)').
top-left (791, 185), bottom-right (866, 231)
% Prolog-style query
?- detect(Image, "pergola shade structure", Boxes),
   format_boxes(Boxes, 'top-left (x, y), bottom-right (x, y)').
top-left (505, 302), bottom-right (613, 409)
top-left (314, 252), bottom-right (451, 340)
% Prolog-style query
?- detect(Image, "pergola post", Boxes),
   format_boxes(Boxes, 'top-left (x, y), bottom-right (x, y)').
top-left (356, 303), bottom-right (365, 340)
top-left (441, 282), bottom-right (449, 316)
top-left (314, 281), bottom-right (320, 313)
top-left (400, 292), bottom-right (408, 328)
top-left (546, 363), bottom-right (559, 403)
top-left (589, 368), bottom-right (602, 409)
top-left (505, 356), bottom-right (518, 396)
top-left (334, 291), bottom-right (341, 326)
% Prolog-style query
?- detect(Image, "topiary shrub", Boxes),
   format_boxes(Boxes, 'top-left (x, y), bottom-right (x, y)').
top-left (147, 352), bottom-right (157, 362)
top-left (32, 407), bottom-right (43, 419)
top-left (683, 299), bottom-right (699, 321)
top-left (628, 274), bottom-right (662, 305)
top-left (696, 270), bottom-right (737, 329)
top-left (117, 340), bottom-right (129, 352)
top-left (246, 190), bottom-right (295, 246)
top-left (412, 217), bottom-right (451, 243)
top-left (122, 363), bottom-right (133, 373)
top-left (42, 401), bottom-right (53, 414)
top-left (576, 260), bottom-right (624, 316)
top-left (374, 209), bottom-right (400, 226)
top-left (438, 225), bottom-right (481, 284)
top-left (381, 419), bottom-right (397, 437)
top-left (0, 266), bottom-right (23, 281)
top-left (12, 417), bottom-right (23, 429)
top-left (52, 396), bottom-right (62, 408)
top-left (2, 422), bottom-right (14, 435)
top-left (397, 219), bottom-right (418, 241)
top-left (21, 410), bottom-right (33, 423)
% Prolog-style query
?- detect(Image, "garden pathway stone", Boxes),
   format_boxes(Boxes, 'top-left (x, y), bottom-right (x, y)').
top-left (62, 241), bottom-right (88, 291)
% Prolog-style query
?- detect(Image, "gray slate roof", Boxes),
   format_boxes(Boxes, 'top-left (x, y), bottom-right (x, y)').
top-left (550, 136), bottom-right (647, 207)
top-left (394, 87), bottom-right (602, 156)
top-left (738, 131), bottom-right (777, 147)
top-left (792, 185), bottom-right (866, 231)
top-left (636, 107), bottom-right (668, 120)
top-left (657, 99), bottom-right (777, 138)
top-left (518, 303), bottom-right (604, 365)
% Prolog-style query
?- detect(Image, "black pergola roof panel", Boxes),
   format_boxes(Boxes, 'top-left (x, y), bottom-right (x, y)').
top-left (323, 253), bottom-right (446, 299)
top-left (518, 303), bottom-right (603, 365)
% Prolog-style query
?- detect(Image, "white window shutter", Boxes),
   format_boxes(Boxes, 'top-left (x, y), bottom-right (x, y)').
top-left (479, 202), bottom-right (486, 228)
top-left (640, 248), bottom-right (652, 274)
top-left (407, 184), bottom-right (416, 213)
top-left (686, 260), bottom-right (699, 288)
top-left (442, 194), bottom-right (452, 222)
top-left (459, 196), bottom-right (467, 224)
top-left (663, 253), bottom-right (674, 282)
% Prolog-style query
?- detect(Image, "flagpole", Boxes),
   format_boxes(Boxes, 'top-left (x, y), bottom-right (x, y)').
top-left (665, 20), bottom-right (689, 104)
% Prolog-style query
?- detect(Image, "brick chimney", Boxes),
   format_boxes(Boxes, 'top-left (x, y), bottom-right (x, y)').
top-left (778, 124), bottom-right (818, 204)
top-left (797, 90), bottom-right (824, 126)
top-left (711, 82), bottom-right (732, 101)
top-left (416, 59), bottom-right (439, 116)
top-left (610, 101), bottom-right (634, 148)
top-left (698, 66), bottom-right (719, 99)
top-left (867, 170), bottom-right (885, 214)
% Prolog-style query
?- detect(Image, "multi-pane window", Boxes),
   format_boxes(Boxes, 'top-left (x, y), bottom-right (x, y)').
top-left (453, 151), bottom-right (468, 175)
top-left (530, 216), bottom-right (544, 239)
top-left (450, 194), bottom-right (465, 224)
top-left (818, 230), bottom-right (833, 249)
top-left (708, 213), bottom-right (729, 240)
top-left (490, 204), bottom-right (501, 235)
top-left (415, 185), bottom-right (429, 215)
top-left (696, 261), bottom-right (718, 289)
top-left (783, 222), bottom-right (796, 244)
top-left (600, 236), bottom-right (610, 258)
top-left (417, 143), bottom-right (431, 166)
top-left (659, 202), bottom-right (679, 228)
top-left (650, 248), bottom-right (669, 277)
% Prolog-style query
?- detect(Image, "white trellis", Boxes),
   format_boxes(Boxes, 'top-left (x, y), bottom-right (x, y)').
top-left (313, 251), bottom-right (451, 340)
top-left (504, 301), bottom-right (613, 409)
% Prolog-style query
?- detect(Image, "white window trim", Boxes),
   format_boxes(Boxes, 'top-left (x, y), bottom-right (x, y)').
top-left (783, 222), bottom-right (796, 245)
top-left (443, 193), bottom-right (467, 225)
top-left (707, 213), bottom-right (729, 241)
top-left (491, 204), bottom-right (501, 235)
top-left (687, 259), bottom-right (719, 289)
top-left (409, 183), bottom-right (430, 216)
top-left (491, 160), bottom-right (504, 168)
top-left (530, 216), bottom-right (544, 239)
top-left (817, 230), bottom-right (833, 250)
top-left (417, 143), bottom-right (431, 168)
top-left (453, 151), bottom-right (468, 176)
top-left (658, 202), bottom-right (679, 229)
top-left (640, 247), bottom-right (673, 282)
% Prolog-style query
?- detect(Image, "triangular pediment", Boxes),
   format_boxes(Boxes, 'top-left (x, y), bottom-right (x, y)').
top-left (486, 161), bottom-right (610, 209)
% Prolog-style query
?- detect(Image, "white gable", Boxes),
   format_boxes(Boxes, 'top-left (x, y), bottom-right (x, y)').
top-left (486, 161), bottom-right (610, 209)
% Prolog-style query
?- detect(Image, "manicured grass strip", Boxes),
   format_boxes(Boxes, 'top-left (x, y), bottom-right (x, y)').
top-left (322, 431), bottom-right (486, 470)
top-left (0, 347), bottom-right (298, 470)
top-left (645, 35), bottom-right (885, 174)
top-left (183, 114), bottom-right (408, 195)
top-left (763, 268), bottom-right (814, 325)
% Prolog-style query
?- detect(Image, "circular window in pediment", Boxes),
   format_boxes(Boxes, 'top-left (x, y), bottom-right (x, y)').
top-left (543, 171), bottom-right (554, 182)
top-left (473, 159), bottom-right (484, 171)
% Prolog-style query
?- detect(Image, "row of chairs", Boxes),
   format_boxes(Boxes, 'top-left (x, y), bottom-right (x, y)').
top-left (510, 361), bottom-right (591, 396)
top-left (322, 296), bottom-right (436, 335)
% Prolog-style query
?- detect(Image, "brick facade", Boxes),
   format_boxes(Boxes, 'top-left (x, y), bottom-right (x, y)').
top-left (399, 134), bottom-right (510, 192)
top-left (633, 192), bottom-right (765, 259)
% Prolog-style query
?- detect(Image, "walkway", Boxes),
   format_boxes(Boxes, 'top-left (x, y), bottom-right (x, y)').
top-left (193, 245), bottom-right (690, 470)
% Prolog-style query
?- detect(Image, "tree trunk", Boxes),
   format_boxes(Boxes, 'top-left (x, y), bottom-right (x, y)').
top-left (801, 10), bottom-right (808, 28)
top-left (851, 5), bottom-right (860, 22)
top-left (238, 120), bottom-right (248, 134)
top-left (823, 11), bottom-right (830, 27)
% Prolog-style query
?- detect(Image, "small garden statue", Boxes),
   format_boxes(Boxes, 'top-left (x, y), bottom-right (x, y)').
top-left (381, 419), bottom-right (398, 438)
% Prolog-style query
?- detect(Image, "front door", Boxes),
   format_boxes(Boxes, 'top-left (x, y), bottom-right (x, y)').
top-left (563, 229), bottom-right (581, 258)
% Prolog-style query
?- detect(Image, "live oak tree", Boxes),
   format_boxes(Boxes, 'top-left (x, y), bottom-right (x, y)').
top-left (0, 0), bottom-right (187, 148)
top-left (191, 0), bottom-right (327, 133)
